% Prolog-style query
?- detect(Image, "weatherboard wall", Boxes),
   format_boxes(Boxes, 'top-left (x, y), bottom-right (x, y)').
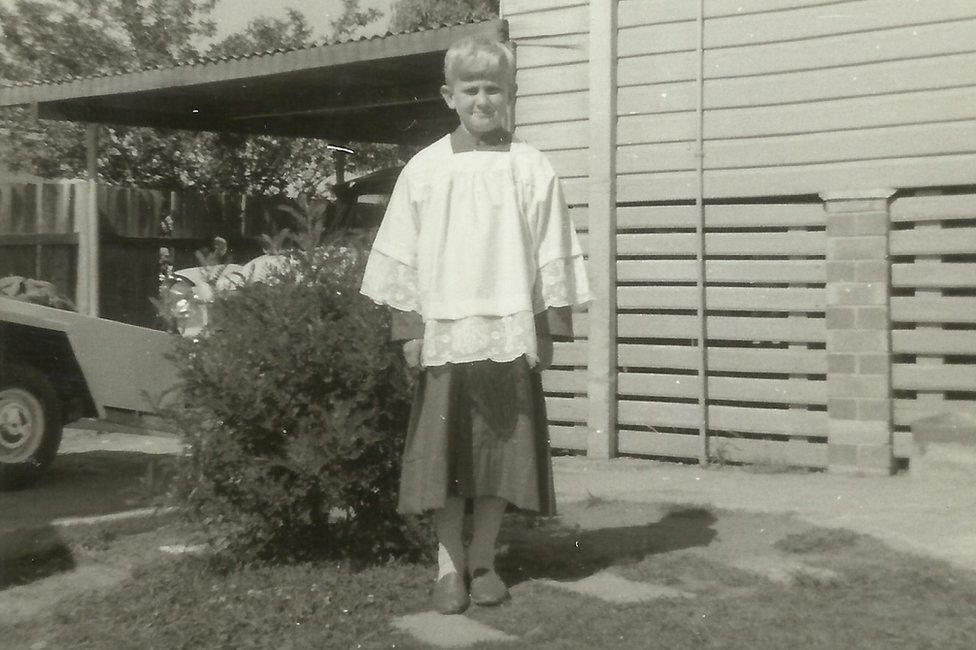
top-left (509, 0), bottom-right (976, 201)
top-left (505, 0), bottom-right (592, 451)
top-left (505, 0), bottom-right (976, 469)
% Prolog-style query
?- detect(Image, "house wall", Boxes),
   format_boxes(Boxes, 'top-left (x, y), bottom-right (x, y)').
top-left (506, 0), bottom-right (592, 450)
top-left (511, 0), bottom-right (976, 201)
top-left (508, 0), bottom-right (589, 205)
top-left (617, 0), bottom-right (976, 200)
top-left (505, 0), bottom-right (976, 472)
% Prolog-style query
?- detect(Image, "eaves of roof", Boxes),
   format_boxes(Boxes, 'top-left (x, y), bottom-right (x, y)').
top-left (0, 19), bottom-right (508, 145)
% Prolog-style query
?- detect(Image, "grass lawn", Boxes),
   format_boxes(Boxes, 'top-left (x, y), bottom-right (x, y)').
top-left (4, 499), bottom-right (976, 649)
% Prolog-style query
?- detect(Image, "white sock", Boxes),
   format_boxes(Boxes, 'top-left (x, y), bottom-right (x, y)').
top-left (468, 496), bottom-right (506, 572)
top-left (433, 497), bottom-right (466, 579)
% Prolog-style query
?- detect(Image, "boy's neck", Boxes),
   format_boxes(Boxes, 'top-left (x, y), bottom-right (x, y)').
top-left (451, 125), bottom-right (512, 153)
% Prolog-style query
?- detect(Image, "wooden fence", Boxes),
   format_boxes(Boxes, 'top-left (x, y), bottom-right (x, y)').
top-left (96, 185), bottom-right (282, 326)
top-left (0, 181), bottom-right (78, 301)
top-left (1, 179), bottom-right (297, 326)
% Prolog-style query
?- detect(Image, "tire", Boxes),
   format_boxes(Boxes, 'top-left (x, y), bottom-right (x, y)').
top-left (0, 363), bottom-right (63, 490)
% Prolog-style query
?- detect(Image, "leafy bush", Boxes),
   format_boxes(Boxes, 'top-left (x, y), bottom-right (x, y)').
top-left (168, 227), bottom-right (431, 564)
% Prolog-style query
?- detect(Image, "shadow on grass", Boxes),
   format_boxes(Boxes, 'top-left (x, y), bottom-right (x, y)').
top-left (497, 506), bottom-right (717, 587)
top-left (0, 525), bottom-right (76, 590)
top-left (0, 450), bottom-right (175, 590)
top-left (2, 451), bottom-right (175, 529)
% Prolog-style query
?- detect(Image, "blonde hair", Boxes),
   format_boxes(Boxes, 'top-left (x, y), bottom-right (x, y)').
top-left (443, 36), bottom-right (515, 87)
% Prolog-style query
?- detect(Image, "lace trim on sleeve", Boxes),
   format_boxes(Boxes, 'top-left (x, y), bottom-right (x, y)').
top-left (534, 255), bottom-right (592, 310)
top-left (360, 249), bottom-right (420, 312)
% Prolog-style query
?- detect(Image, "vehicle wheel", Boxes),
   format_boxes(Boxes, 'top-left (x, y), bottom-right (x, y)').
top-left (0, 363), bottom-right (62, 490)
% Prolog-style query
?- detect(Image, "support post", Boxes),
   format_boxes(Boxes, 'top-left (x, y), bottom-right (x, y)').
top-left (821, 189), bottom-right (896, 475)
top-left (694, 0), bottom-right (709, 465)
top-left (586, 0), bottom-right (618, 458)
top-left (80, 123), bottom-right (100, 317)
top-left (333, 149), bottom-right (346, 186)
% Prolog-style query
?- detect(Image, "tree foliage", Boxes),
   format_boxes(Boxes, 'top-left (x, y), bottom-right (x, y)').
top-left (0, 0), bottom-right (209, 185)
top-left (330, 0), bottom-right (384, 39)
top-left (0, 0), bottom-right (407, 195)
top-left (0, 0), bottom-right (218, 82)
top-left (390, 0), bottom-right (498, 32)
top-left (207, 8), bottom-right (313, 58)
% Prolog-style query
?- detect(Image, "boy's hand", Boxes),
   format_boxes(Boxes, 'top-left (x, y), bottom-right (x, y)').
top-left (535, 335), bottom-right (553, 372)
top-left (403, 339), bottom-right (423, 369)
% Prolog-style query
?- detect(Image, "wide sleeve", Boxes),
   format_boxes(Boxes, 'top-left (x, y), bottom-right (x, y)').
top-left (531, 159), bottom-right (592, 311)
top-left (360, 169), bottom-right (421, 312)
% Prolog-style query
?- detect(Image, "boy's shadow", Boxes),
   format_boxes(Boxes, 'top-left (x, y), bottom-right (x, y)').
top-left (496, 506), bottom-right (717, 587)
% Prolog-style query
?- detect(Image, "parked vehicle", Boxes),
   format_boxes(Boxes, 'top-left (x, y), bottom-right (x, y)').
top-left (164, 254), bottom-right (287, 337)
top-left (0, 252), bottom-right (287, 489)
top-left (0, 296), bottom-right (178, 489)
top-left (159, 169), bottom-right (398, 337)
top-left (1, 170), bottom-right (398, 489)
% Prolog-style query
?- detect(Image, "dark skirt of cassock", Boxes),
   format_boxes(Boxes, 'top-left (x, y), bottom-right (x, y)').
top-left (397, 356), bottom-right (557, 517)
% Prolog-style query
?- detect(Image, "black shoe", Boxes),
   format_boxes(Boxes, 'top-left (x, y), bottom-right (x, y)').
top-left (469, 568), bottom-right (509, 606)
top-left (433, 572), bottom-right (470, 615)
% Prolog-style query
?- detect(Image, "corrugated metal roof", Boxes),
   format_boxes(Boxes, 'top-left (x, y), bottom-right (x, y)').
top-left (0, 19), bottom-right (509, 145)
top-left (1, 19), bottom-right (499, 89)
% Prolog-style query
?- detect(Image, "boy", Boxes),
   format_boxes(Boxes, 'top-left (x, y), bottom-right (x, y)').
top-left (360, 36), bottom-right (590, 614)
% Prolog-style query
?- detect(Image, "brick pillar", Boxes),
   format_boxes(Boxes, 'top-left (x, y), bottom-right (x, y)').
top-left (821, 189), bottom-right (897, 476)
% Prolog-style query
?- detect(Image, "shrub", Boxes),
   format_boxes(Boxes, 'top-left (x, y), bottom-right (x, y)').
top-left (168, 228), bottom-right (431, 564)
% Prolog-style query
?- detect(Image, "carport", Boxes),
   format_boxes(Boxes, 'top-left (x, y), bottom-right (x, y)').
top-left (0, 19), bottom-right (507, 142)
top-left (0, 19), bottom-right (509, 315)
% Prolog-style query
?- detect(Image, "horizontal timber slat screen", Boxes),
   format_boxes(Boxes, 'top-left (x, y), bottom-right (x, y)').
top-left (890, 193), bottom-right (976, 454)
top-left (542, 204), bottom-right (590, 452)
top-left (614, 203), bottom-right (829, 467)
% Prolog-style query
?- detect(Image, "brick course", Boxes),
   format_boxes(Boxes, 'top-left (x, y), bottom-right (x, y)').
top-left (826, 330), bottom-right (887, 353)
top-left (827, 354), bottom-right (857, 374)
top-left (855, 261), bottom-right (888, 283)
top-left (825, 307), bottom-right (856, 329)
top-left (821, 189), bottom-right (895, 475)
top-left (855, 307), bottom-right (889, 330)
top-left (826, 236), bottom-right (887, 261)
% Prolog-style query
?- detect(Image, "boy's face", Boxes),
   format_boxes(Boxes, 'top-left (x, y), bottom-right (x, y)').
top-left (441, 74), bottom-right (512, 135)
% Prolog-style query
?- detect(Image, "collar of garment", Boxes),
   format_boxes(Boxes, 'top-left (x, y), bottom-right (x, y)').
top-left (450, 125), bottom-right (512, 153)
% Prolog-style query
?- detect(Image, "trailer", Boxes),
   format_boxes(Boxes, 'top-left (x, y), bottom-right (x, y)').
top-left (0, 296), bottom-right (177, 488)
